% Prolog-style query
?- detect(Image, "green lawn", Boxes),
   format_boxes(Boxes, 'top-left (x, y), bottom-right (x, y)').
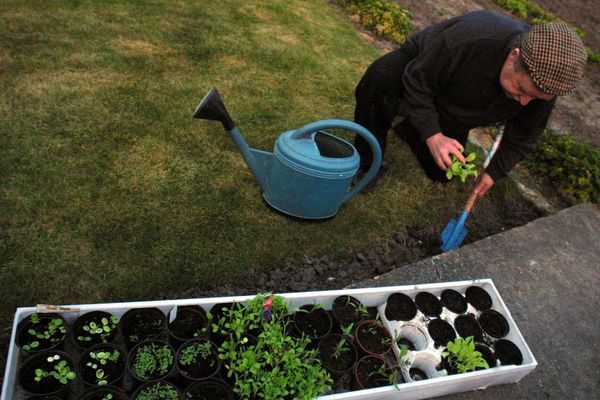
top-left (0, 0), bottom-right (527, 346)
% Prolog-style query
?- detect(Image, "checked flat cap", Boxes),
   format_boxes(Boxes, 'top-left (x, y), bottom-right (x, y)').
top-left (521, 22), bottom-right (587, 95)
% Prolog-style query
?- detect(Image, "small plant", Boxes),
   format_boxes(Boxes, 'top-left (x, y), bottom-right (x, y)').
top-left (442, 336), bottom-right (489, 374)
top-left (85, 349), bottom-right (121, 385)
top-left (131, 343), bottom-right (174, 380)
top-left (446, 151), bottom-right (478, 182)
top-left (332, 323), bottom-right (353, 360)
top-left (22, 314), bottom-right (67, 351)
top-left (397, 343), bottom-right (411, 371)
top-left (33, 354), bottom-right (76, 385)
top-left (77, 315), bottom-right (119, 344)
top-left (339, 0), bottom-right (412, 44)
top-left (351, 301), bottom-right (370, 318)
top-left (102, 395), bottom-right (113, 400)
top-left (135, 382), bottom-right (179, 400)
top-left (179, 341), bottom-right (213, 366)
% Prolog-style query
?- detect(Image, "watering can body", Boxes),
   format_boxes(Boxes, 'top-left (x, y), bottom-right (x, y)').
top-left (194, 87), bottom-right (382, 220)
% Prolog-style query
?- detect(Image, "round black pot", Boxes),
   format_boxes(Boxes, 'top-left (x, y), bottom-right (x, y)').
top-left (127, 339), bottom-right (175, 384)
top-left (331, 295), bottom-right (367, 327)
top-left (119, 308), bottom-right (166, 349)
top-left (453, 314), bottom-right (484, 342)
top-left (408, 367), bottom-right (428, 381)
top-left (415, 292), bottom-right (442, 318)
top-left (131, 381), bottom-right (181, 400)
top-left (167, 306), bottom-right (209, 348)
top-left (354, 355), bottom-right (395, 390)
top-left (465, 286), bottom-right (493, 311)
top-left (317, 334), bottom-right (358, 380)
top-left (184, 378), bottom-right (235, 400)
top-left (475, 343), bottom-right (497, 369)
top-left (384, 293), bottom-right (417, 321)
top-left (293, 305), bottom-right (332, 342)
top-left (72, 311), bottom-right (119, 351)
top-left (354, 320), bottom-right (392, 356)
top-left (78, 343), bottom-right (126, 387)
top-left (494, 339), bottom-right (523, 366)
top-left (77, 385), bottom-right (128, 400)
top-left (175, 338), bottom-right (221, 382)
top-left (478, 310), bottom-right (509, 338)
top-left (16, 313), bottom-right (68, 355)
top-left (440, 289), bottom-right (468, 314)
top-left (427, 319), bottom-right (456, 348)
top-left (18, 350), bottom-right (75, 398)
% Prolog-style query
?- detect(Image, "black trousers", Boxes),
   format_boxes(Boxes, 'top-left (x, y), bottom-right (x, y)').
top-left (353, 48), bottom-right (468, 183)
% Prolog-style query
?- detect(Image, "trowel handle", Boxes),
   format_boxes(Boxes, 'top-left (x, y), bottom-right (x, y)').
top-left (291, 119), bottom-right (382, 202)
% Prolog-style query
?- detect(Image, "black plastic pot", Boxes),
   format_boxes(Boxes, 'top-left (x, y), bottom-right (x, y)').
top-left (354, 320), bottom-right (392, 356)
top-left (384, 293), bottom-right (417, 321)
top-left (119, 308), bottom-right (166, 349)
top-left (415, 292), bottom-right (442, 318)
top-left (440, 289), bottom-right (468, 314)
top-left (72, 311), bottom-right (119, 351)
top-left (293, 305), bottom-right (332, 342)
top-left (331, 295), bottom-right (368, 327)
top-left (175, 338), bottom-right (221, 382)
top-left (465, 286), bottom-right (493, 311)
top-left (127, 339), bottom-right (175, 384)
top-left (453, 314), bottom-right (484, 342)
top-left (354, 355), bottom-right (397, 390)
top-left (77, 385), bottom-right (128, 400)
top-left (317, 334), bottom-right (358, 380)
top-left (131, 381), bottom-right (181, 400)
top-left (475, 343), bottom-right (497, 369)
top-left (494, 339), bottom-right (523, 366)
top-left (184, 378), bottom-right (235, 400)
top-left (16, 313), bottom-right (68, 355)
top-left (78, 343), bottom-right (126, 387)
top-left (427, 319), bottom-right (456, 347)
top-left (18, 350), bottom-right (76, 398)
top-left (167, 305), bottom-right (209, 348)
top-left (478, 310), bottom-right (509, 338)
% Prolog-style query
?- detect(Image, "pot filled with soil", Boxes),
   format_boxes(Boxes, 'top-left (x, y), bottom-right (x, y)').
top-left (354, 355), bottom-right (400, 390)
top-left (478, 309), bottom-right (509, 339)
top-left (415, 292), bottom-right (442, 318)
top-left (440, 289), bottom-right (468, 314)
top-left (119, 308), bottom-right (166, 349)
top-left (167, 305), bottom-right (209, 348)
top-left (475, 343), bottom-right (497, 369)
top-left (440, 336), bottom-right (490, 375)
top-left (465, 286), bottom-right (493, 311)
top-left (78, 343), bottom-right (126, 387)
top-left (453, 314), bottom-right (484, 342)
top-left (77, 385), bottom-right (128, 400)
top-left (131, 381), bottom-right (181, 400)
top-left (331, 295), bottom-right (369, 327)
top-left (127, 339), bottom-right (175, 385)
top-left (293, 304), bottom-right (332, 343)
top-left (494, 339), bottom-right (523, 366)
top-left (16, 313), bottom-right (68, 354)
top-left (183, 378), bottom-right (235, 400)
top-left (384, 293), bottom-right (417, 321)
top-left (72, 311), bottom-right (120, 350)
top-left (317, 333), bottom-right (358, 381)
top-left (175, 338), bottom-right (221, 382)
top-left (427, 318), bottom-right (456, 348)
top-left (18, 351), bottom-right (76, 398)
top-left (354, 320), bottom-right (392, 356)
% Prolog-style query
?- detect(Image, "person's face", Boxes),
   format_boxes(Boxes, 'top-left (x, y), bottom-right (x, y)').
top-left (500, 48), bottom-right (555, 106)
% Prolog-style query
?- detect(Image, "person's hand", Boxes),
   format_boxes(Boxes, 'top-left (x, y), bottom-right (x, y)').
top-left (425, 133), bottom-right (465, 171)
top-left (473, 173), bottom-right (495, 198)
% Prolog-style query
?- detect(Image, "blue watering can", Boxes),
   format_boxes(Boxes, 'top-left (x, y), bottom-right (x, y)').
top-left (193, 87), bottom-right (382, 220)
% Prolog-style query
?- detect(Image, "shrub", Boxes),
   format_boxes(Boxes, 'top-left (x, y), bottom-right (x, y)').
top-left (525, 130), bottom-right (600, 204)
top-left (339, 0), bottom-right (412, 44)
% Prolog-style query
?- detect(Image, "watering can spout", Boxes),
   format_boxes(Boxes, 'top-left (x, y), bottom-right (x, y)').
top-left (193, 87), bottom-right (272, 191)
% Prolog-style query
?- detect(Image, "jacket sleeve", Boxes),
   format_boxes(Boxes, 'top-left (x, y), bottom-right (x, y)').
top-left (486, 98), bottom-right (555, 181)
top-left (402, 29), bottom-right (464, 141)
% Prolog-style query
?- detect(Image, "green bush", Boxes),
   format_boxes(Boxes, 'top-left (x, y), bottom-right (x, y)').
top-left (339, 0), bottom-right (412, 44)
top-left (525, 130), bottom-right (600, 203)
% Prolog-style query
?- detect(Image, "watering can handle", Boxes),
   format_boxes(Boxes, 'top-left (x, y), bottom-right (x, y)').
top-left (290, 119), bottom-right (382, 203)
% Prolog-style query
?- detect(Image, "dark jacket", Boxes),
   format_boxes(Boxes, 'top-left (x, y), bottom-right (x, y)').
top-left (400, 11), bottom-right (555, 181)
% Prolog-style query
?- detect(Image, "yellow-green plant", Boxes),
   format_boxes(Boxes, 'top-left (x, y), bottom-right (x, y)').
top-left (442, 336), bottom-right (488, 373)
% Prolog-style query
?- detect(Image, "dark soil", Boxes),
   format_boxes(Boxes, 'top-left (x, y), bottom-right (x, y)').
top-left (293, 305), bottom-right (332, 340)
top-left (331, 296), bottom-right (366, 326)
top-left (79, 345), bottom-right (125, 386)
top-left (427, 319), bottom-right (457, 348)
top-left (415, 292), bottom-right (443, 318)
top-left (384, 293), bottom-right (417, 321)
top-left (72, 311), bottom-right (117, 350)
top-left (184, 379), bottom-right (235, 400)
top-left (465, 286), bottom-right (493, 310)
top-left (318, 334), bottom-right (358, 374)
top-left (119, 308), bottom-right (166, 346)
top-left (167, 306), bottom-right (209, 342)
top-left (453, 314), bottom-right (484, 342)
top-left (176, 341), bottom-right (220, 380)
top-left (441, 289), bottom-right (468, 314)
top-left (478, 310), bottom-right (510, 338)
top-left (475, 343), bottom-right (498, 368)
top-left (355, 355), bottom-right (390, 389)
top-left (494, 339), bottom-right (524, 365)
top-left (355, 321), bottom-right (392, 355)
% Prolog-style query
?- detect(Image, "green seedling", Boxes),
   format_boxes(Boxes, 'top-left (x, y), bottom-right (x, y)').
top-left (332, 324), bottom-right (353, 361)
top-left (33, 354), bottom-right (76, 385)
top-left (446, 151), bottom-right (478, 182)
top-left (77, 315), bottom-right (119, 344)
top-left (132, 343), bottom-right (174, 380)
top-left (442, 336), bottom-right (489, 373)
top-left (102, 394), bottom-right (113, 400)
top-left (179, 342), bottom-right (213, 366)
top-left (85, 349), bottom-right (121, 385)
top-left (23, 314), bottom-right (67, 351)
top-left (135, 382), bottom-right (179, 400)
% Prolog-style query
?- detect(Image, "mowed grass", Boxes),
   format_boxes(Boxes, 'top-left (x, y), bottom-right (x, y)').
top-left (0, 0), bottom-right (526, 344)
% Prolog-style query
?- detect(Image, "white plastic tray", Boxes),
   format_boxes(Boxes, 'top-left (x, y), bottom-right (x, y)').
top-left (1, 279), bottom-right (536, 399)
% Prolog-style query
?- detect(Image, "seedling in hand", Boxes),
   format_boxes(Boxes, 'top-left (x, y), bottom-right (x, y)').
top-left (446, 151), bottom-right (478, 183)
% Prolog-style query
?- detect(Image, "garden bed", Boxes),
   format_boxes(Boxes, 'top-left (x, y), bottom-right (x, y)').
top-left (2, 279), bottom-right (535, 400)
